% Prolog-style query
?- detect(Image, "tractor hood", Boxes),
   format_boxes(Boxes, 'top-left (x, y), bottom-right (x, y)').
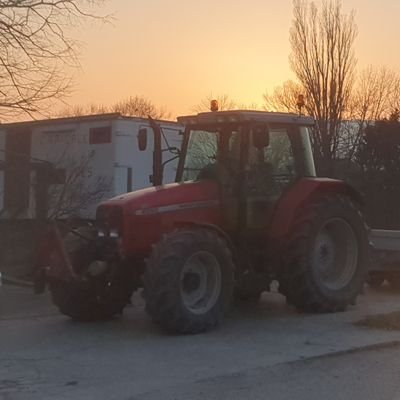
top-left (96, 180), bottom-right (222, 254)
top-left (97, 180), bottom-right (221, 218)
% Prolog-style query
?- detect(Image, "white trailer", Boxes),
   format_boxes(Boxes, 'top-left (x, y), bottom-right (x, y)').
top-left (0, 113), bottom-right (183, 220)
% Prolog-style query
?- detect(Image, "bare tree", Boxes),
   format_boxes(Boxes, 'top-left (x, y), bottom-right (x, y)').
top-left (336, 66), bottom-right (400, 163)
top-left (111, 96), bottom-right (171, 120)
top-left (289, 0), bottom-right (357, 173)
top-left (263, 80), bottom-right (305, 113)
top-left (46, 150), bottom-right (112, 219)
top-left (349, 66), bottom-right (400, 123)
top-left (193, 94), bottom-right (238, 113)
top-left (56, 103), bottom-right (110, 118)
top-left (0, 0), bottom-right (106, 120)
top-left (57, 95), bottom-right (171, 120)
top-left (236, 102), bottom-right (262, 110)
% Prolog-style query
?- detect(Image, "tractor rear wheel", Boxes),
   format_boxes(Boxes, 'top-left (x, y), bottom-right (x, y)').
top-left (49, 227), bottom-right (133, 321)
top-left (144, 229), bottom-right (234, 334)
top-left (279, 195), bottom-right (368, 313)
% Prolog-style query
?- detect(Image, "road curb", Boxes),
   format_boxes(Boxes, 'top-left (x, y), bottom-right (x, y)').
top-left (195, 339), bottom-right (400, 387)
top-left (295, 340), bottom-right (400, 363)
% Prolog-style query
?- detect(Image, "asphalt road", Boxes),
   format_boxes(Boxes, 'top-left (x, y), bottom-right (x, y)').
top-left (133, 344), bottom-right (400, 400)
top-left (1, 284), bottom-right (400, 400)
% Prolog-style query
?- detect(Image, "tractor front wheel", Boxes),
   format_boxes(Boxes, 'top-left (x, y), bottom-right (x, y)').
top-left (279, 195), bottom-right (368, 313)
top-left (144, 229), bottom-right (235, 334)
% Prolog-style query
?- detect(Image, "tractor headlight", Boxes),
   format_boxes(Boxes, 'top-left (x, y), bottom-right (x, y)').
top-left (96, 205), bottom-right (123, 239)
top-left (96, 228), bottom-right (119, 238)
top-left (97, 229), bottom-right (106, 238)
top-left (109, 229), bottom-right (119, 238)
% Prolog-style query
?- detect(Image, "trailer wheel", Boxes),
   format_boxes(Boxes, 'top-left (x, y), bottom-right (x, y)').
top-left (279, 195), bottom-right (368, 313)
top-left (48, 227), bottom-right (133, 321)
top-left (144, 229), bottom-right (234, 334)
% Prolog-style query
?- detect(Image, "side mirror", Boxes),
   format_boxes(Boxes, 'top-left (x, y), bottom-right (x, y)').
top-left (138, 128), bottom-right (148, 151)
top-left (252, 124), bottom-right (270, 149)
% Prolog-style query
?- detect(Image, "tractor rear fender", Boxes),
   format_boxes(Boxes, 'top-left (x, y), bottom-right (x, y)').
top-left (269, 177), bottom-right (364, 239)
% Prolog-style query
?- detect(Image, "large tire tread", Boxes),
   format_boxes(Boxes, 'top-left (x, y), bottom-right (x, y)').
top-left (279, 194), bottom-right (368, 313)
top-left (144, 228), bottom-right (234, 334)
top-left (49, 278), bottom-right (131, 321)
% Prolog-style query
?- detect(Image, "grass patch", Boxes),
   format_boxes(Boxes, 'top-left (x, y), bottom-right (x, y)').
top-left (357, 311), bottom-right (400, 331)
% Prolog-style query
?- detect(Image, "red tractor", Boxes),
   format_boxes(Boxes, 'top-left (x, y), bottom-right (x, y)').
top-left (40, 109), bottom-right (369, 334)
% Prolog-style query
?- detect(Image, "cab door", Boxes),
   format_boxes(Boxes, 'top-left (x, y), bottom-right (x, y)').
top-left (245, 127), bottom-right (297, 230)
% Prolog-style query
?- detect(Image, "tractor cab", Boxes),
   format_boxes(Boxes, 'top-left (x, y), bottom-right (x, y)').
top-left (175, 110), bottom-right (316, 232)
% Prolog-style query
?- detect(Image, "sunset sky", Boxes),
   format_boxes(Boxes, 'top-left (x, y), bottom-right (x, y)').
top-left (68, 0), bottom-right (400, 117)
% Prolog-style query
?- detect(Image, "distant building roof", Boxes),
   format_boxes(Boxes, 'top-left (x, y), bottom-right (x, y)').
top-left (0, 113), bottom-right (180, 129)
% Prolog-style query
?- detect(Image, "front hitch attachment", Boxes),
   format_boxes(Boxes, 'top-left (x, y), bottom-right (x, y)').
top-left (33, 222), bottom-right (96, 293)
top-left (51, 221), bottom-right (77, 281)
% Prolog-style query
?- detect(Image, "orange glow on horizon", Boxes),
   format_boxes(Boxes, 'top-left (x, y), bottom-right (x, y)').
top-left (64, 0), bottom-right (400, 119)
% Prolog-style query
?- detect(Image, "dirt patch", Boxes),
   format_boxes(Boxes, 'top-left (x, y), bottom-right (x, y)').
top-left (357, 311), bottom-right (400, 331)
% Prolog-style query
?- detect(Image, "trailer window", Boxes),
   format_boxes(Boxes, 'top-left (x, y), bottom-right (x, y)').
top-left (89, 126), bottom-right (112, 145)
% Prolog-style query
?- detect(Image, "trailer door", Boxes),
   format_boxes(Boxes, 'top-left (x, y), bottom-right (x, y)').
top-left (4, 128), bottom-right (32, 215)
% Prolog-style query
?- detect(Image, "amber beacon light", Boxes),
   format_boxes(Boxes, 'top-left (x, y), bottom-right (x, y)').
top-left (210, 99), bottom-right (219, 112)
top-left (297, 94), bottom-right (305, 115)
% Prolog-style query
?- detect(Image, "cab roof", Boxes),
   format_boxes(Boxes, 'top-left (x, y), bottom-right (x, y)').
top-left (177, 110), bottom-right (315, 126)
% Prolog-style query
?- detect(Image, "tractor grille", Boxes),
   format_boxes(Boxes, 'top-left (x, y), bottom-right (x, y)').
top-left (96, 205), bottom-right (124, 237)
